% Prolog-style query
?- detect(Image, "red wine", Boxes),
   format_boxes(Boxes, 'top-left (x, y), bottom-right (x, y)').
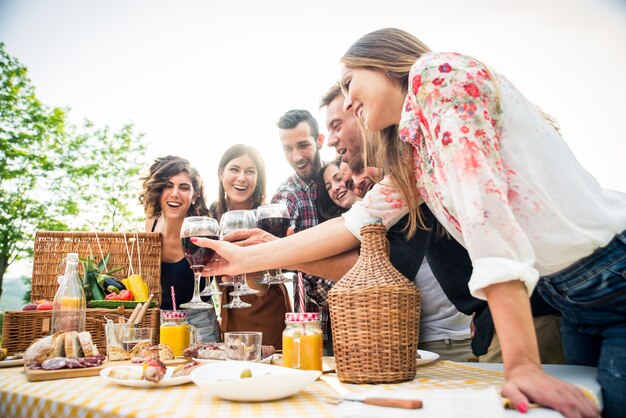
top-left (181, 235), bottom-right (219, 268)
top-left (257, 217), bottom-right (290, 238)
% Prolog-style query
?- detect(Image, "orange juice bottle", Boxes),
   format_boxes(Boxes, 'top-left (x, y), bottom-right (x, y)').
top-left (160, 311), bottom-right (194, 357)
top-left (51, 253), bottom-right (86, 333)
top-left (282, 312), bottom-right (323, 371)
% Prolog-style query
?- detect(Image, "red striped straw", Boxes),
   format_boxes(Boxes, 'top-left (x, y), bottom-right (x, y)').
top-left (171, 286), bottom-right (177, 312)
top-left (297, 271), bottom-right (306, 313)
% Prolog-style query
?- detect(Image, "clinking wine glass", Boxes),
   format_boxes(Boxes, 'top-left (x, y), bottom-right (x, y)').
top-left (180, 216), bottom-right (219, 310)
top-left (220, 210), bottom-right (259, 309)
top-left (256, 203), bottom-right (293, 284)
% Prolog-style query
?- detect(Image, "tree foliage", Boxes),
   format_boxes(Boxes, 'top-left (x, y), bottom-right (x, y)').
top-left (0, 43), bottom-right (147, 300)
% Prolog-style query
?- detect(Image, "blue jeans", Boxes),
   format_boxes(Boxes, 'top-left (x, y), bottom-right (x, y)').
top-left (537, 230), bottom-right (626, 418)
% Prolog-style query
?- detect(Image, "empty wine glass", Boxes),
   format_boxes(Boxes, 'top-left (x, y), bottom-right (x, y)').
top-left (256, 203), bottom-right (293, 284)
top-left (180, 216), bottom-right (220, 309)
top-left (220, 210), bottom-right (259, 308)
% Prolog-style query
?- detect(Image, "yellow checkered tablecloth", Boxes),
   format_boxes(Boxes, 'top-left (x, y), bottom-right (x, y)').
top-left (0, 361), bottom-right (504, 418)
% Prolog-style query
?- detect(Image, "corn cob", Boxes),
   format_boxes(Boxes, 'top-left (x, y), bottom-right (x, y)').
top-left (126, 274), bottom-right (149, 301)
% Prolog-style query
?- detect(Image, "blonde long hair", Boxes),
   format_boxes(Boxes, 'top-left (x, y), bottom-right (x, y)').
top-left (342, 28), bottom-right (431, 238)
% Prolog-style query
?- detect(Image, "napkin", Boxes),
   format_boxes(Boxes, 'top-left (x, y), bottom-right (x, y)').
top-left (336, 387), bottom-right (505, 418)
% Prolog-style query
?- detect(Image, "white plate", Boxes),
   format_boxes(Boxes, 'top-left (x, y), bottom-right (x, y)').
top-left (416, 349), bottom-right (440, 366)
top-left (191, 361), bottom-right (321, 401)
top-left (100, 366), bottom-right (192, 387)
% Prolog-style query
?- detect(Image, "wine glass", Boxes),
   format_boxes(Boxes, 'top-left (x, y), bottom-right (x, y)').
top-left (220, 210), bottom-right (259, 308)
top-left (179, 216), bottom-right (220, 309)
top-left (256, 203), bottom-right (293, 284)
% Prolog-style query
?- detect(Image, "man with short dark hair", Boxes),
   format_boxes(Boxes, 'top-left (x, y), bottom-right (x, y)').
top-left (273, 109), bottom-right (335, 355)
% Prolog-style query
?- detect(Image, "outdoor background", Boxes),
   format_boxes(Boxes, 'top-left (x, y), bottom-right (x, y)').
top-left (1, 0), bottom-right (625, 312)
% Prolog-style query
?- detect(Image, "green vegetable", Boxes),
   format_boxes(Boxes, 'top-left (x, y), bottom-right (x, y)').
top-left (80, 251), bottom-right (124, 301)
top-left (99, 276), bottom-right (126, 293)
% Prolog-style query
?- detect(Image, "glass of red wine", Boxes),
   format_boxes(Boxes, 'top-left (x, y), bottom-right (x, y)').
top-left (180, 216), bottom-right (220, 310)
top-left (220, 210), bottom-right (259, 308)
top-left (256, 203), bottom-right (293, 284)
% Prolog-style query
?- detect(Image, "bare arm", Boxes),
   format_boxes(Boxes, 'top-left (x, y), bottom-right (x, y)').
top-left (485, 281), bottom-right (598, 417)
top-left (219, 225), bottom-right (359, 281)
top-left (198, 217), bottom-right (359, 277)
top-left (286, 250), bottom-right (359, 281)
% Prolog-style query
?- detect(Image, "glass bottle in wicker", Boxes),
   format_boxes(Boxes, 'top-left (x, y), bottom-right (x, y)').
top-left (328, 218), bottom-right (421, 383)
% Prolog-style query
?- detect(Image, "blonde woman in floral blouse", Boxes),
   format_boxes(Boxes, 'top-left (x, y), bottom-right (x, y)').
top-left (194, 28), bottom-right (625, 417)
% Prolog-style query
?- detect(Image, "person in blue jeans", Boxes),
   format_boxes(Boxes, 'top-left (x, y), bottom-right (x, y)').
top-left (195, 29), bottom-right (626, 417)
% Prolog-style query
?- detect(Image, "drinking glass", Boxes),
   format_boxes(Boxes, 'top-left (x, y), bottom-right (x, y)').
top-left (220, 210), bottom-right (259, 308)
top-left (256, 203), bottom-right (292, 284)
top-left (180, 216), bottom-right (220, 309)
top-left (224, 331), bottom-right (262, 362)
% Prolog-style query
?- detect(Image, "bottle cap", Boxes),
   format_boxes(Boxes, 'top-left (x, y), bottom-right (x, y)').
top-left (363, 217), bottom-right (383, 226)
top-left (66, 253), bottom-right (79, 263)
top-left (285, 312), bottom-right (320, 322)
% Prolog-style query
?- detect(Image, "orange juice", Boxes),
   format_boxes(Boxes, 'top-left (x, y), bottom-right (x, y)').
top-left (160, 323), bottom-right (190, 357)
top-left (282, 332), bottom-right (323, 370)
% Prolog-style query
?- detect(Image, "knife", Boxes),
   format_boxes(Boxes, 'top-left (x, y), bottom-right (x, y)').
top-left (329, 396), bottom-right (423, 409)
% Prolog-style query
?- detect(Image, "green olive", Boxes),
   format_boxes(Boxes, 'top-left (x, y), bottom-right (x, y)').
top-left (239, 368), bottom-right (252, 378)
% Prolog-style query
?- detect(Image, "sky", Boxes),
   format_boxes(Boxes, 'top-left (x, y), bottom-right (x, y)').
top-left (1, 0), bottom-right (626, 281)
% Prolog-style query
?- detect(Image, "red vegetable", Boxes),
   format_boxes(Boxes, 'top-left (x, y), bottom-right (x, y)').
top-left (105, 289), bottom-right (133, 301)
top-left (36, 301), bottom-right (53, 310)
top-left (23, 303), bottom-right (39, 311)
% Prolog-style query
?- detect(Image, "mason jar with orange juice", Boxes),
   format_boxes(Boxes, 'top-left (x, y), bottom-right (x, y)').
top-left (282, 312), bottom-right (323, 371)
top-left (159, 311), bottom-right (197, 356)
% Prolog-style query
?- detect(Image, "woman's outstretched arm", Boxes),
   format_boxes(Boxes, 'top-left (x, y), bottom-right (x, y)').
top-left (197, 217), bottom-right (360, 277)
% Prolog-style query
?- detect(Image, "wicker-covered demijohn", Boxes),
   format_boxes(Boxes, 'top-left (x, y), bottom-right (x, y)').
top-left (329, 219), bottom-right (420, 384)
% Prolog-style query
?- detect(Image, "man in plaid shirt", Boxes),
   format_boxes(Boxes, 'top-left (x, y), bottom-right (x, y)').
top-left (272, 109), bottom-right (335, 355)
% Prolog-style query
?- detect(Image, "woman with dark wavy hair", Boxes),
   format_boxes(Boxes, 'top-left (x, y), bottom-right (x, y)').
top-left (315, 159), bottom-right (359, 222)
top-left (140, 155), bottom-right (220, 342)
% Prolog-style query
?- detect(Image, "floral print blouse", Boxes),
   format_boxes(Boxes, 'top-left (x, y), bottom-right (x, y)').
top-left (343, 52), bottom-right (626, 300)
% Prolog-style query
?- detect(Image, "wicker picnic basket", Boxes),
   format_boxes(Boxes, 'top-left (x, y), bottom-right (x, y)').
top-left (1, 307), bottom-right (160, 355)
top-left (31, 231), bottom-right (162, 305)
top-left (1, 231), bottom-right (163, 355)
top-left (328, 219), bottom-right (420, 384)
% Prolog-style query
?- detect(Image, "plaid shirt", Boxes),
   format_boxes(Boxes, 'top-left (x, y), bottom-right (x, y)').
top-left (272, 174), bottom-right (335, 346)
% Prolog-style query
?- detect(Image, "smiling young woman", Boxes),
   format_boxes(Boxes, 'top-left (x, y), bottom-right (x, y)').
top-left (208, 144), bottom-right (291, 349)
top-left (139, 155), bottom-right (221, 343)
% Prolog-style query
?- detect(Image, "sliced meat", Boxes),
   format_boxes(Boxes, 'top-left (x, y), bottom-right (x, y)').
top-left (41, 357), bottom-right (67, 370)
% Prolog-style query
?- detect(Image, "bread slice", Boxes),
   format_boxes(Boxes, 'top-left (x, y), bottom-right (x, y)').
top-left (64, 331), bottom-right (84, 359)
top-left (108, 346), bottom-right (131, 361)
top-left (129, 341), bottom-right (151, 358)
top-left (48, 332), bottom-right (66, 359)
top-left (78, 331), bottom-right (94, 357)
top-left (158, 344), bottom-right (175, 360)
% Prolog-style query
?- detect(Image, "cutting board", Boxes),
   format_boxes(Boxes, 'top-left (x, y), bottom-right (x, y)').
top-left (24, 358), bottom-right (187, 382)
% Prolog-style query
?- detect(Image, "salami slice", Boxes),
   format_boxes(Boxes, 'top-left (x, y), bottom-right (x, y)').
top-left (41, 357), bottom-right (67, 370)
top-left (65, 358), bottom-right (84, 368)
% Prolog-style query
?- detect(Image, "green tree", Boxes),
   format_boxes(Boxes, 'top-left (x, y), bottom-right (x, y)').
top-left (0, 42), bottom-right (146, 300)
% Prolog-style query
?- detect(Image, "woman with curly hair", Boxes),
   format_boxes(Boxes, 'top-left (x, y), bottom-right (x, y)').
top-left (139, 155), bottom-right (220, 342)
